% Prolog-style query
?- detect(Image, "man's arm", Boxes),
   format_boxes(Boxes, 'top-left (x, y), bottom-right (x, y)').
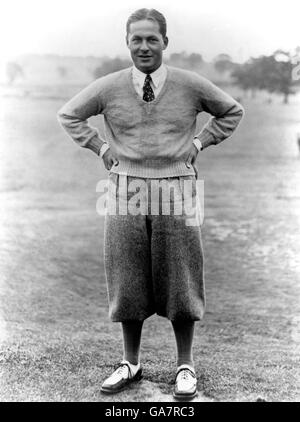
top-left (194, 76), bottom-right (245, 150)
top-left (57, 79), bottom-right (107, 156)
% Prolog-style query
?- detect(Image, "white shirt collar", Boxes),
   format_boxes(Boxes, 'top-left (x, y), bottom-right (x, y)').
top-left (132, 63), bottom-right (167, 89)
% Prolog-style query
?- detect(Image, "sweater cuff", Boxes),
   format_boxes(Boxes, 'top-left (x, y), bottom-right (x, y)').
top-left (194, 129), bottom-right (217, 149)
top-left (100, 143), bottom-right (110, 158)
top-left (84, 135), bottom-right (106, 156)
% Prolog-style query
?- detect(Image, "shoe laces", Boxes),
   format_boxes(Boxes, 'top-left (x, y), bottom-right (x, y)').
top-left (115, 364), bottom-right (129, 378)
top-left (178, 369), bottom-right (194, 381)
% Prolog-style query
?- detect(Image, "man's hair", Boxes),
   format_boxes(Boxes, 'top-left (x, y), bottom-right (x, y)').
top-left (126, 8), bottom-right (167, 38)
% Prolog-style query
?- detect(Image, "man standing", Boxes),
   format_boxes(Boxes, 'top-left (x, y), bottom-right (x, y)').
top-left (57, 8), bottom-right (244, 399)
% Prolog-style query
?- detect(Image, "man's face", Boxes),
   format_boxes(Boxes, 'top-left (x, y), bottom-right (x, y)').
top-left (126, 19), bottom-right (168, 74)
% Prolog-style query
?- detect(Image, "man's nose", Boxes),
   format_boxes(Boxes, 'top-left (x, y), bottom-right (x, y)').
top-left (140, 40), bottom-right (149, 52)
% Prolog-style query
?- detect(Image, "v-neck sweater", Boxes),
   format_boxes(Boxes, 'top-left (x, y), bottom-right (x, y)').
top-left (57, 65), bottom-right (244, 178)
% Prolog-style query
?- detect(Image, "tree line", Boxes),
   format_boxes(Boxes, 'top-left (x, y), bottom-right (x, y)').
top-left (231, 49), bottom-right (300, 103)
top-left (6, 48), bottom-right (300, 103)
top-left (91, 49), bottom-right (300, 103)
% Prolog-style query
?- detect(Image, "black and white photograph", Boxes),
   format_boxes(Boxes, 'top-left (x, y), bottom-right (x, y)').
top-left (0, 0), bottom-right (299, 404)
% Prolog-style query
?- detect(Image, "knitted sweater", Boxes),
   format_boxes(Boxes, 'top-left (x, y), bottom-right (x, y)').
top-left (57, 65), bottom-right (244, 178)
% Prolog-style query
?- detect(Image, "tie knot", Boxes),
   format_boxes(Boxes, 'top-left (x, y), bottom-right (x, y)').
top-left (144, 74), bottom-right (152, 84)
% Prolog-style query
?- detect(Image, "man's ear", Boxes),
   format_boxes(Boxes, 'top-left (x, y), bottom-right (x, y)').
top-left (125, 35), bottom-right (129, 47)
top-left (163, 36), bottom-right (169, 50)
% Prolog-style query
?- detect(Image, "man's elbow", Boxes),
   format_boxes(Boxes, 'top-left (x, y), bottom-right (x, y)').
top-left (56, 106), bottom-right (67, 124)
top-left (235, 101), bottom-right (245, 121)
top-left (224, 101), bottom-right (245, 134)
top-left (56, 106), bottom-right (73, 129)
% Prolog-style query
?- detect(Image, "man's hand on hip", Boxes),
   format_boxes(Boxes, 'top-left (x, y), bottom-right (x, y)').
top-left (186, 144), bottom-right (200, 179)
top-left (185, 144), bottom-right (199, 167)
top-left (102, 148), bottom-right (119, 171)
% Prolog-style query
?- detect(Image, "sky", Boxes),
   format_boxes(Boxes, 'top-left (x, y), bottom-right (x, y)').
top-left (1, 0), bottom-right (299, 64)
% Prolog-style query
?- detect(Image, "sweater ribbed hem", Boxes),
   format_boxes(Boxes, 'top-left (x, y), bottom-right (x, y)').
top-left (109, 159), bottom-right (196, 178)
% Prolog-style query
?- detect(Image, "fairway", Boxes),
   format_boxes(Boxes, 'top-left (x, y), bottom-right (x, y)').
top-left (0, 94), bottom-right (300, 401)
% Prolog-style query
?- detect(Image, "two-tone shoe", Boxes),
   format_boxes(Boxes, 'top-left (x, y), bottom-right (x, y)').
top-left (100, 361), bottom-right (143, 394)
top-left (173, 364), bottom-right (198, 400)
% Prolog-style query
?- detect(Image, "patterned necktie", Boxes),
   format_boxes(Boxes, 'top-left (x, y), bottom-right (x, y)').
top-left (143, 74), bottom-right (155, 102)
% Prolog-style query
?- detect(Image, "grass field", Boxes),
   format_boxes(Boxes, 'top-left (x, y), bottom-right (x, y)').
top-left (0, 92), bottom-right (300, 402)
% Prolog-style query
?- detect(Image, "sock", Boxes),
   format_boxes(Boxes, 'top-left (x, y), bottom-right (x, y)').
top-left (121, 360), bottom-right (141, 377)
top-left (121, 320), bottom-right (144, 366)
top-left (171, 320), bottom-right (195, 368)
